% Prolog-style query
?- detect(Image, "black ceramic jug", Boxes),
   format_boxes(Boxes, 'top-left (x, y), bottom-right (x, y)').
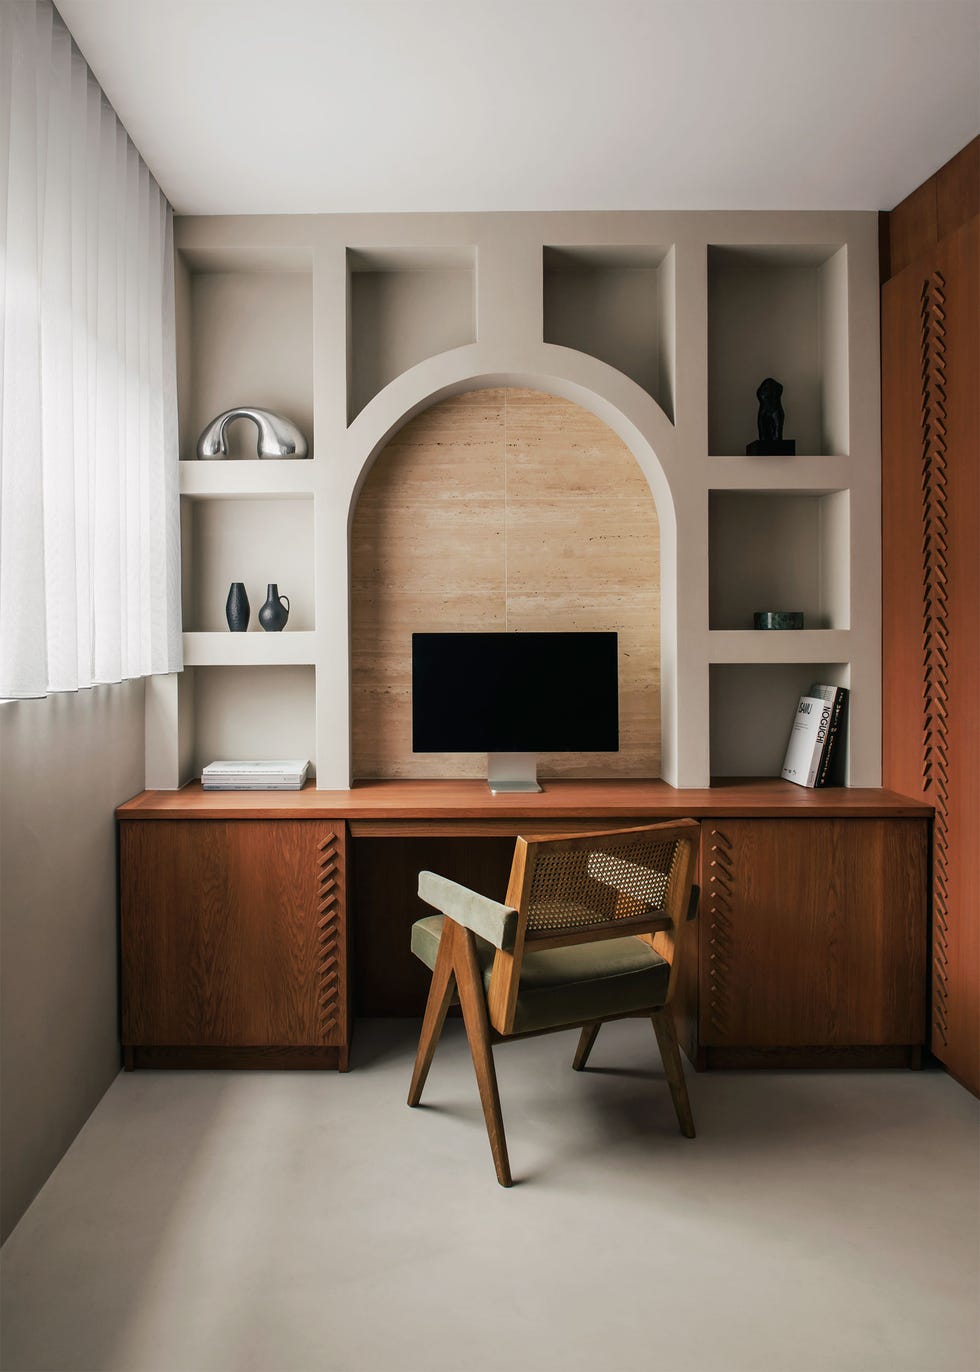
top-left (258, 584), bottom-right (290, 632)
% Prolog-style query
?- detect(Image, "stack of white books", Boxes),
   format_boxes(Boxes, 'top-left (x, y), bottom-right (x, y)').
top-left (201, 760), bottom-right (310, 791)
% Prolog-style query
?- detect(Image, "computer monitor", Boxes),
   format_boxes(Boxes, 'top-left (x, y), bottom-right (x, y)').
top-left (412, 631), bottom-right (619, 793)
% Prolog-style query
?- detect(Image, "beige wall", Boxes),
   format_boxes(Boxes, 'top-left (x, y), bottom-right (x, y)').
top-left (350, 387), bottom-right (661, 779)
top-left (0, 682), bottom-right (145, 1242)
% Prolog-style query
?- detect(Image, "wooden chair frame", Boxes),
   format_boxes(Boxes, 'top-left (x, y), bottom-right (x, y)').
top-left (408, 820), bottom-right (700, 1186)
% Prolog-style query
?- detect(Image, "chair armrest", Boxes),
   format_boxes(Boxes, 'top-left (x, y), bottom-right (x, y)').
top-left (418, 871), bottom-right (518, 952)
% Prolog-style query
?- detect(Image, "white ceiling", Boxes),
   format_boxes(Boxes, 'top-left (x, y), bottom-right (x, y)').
top-left (57, 0), bottom-right (980, 215)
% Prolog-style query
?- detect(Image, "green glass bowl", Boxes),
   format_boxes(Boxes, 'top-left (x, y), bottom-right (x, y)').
top-left (753, 611), bottom-right (804, 630)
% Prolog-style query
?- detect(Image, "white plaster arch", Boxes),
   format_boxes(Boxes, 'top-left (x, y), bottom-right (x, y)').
top-left (331, 347), bottom-right (685, 785)
top-left (342, 346), bottom-right (679, 526)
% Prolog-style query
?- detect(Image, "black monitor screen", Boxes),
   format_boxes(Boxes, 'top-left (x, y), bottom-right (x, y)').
top-left (412, 632), bottom-right (619, 754)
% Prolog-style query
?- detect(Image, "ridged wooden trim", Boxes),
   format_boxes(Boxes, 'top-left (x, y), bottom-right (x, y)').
top-left (316, 831), bottom-right (344, 1043)
top-left (919, 272), bottom-right (951, 1046)
top-left (705, 827), bottom-right (735, 1037)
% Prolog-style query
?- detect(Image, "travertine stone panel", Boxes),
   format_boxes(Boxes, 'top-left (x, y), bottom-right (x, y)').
top-left (350, 387), bottom-right (660, 778)
top-left (504, 390), bottom-right (660, 776)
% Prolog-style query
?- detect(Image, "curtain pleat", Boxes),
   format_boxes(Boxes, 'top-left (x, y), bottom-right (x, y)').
top-left (0, 0), bottom-right (182, 698)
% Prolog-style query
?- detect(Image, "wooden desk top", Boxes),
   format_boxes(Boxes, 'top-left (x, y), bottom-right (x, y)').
top-left (117, 777), bottom-right (931, 822)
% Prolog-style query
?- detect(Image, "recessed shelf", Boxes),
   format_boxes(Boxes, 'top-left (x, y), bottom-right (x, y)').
top-left (189, 665), bottom-right (317, 777)
top-left (543, 245), bottom-right (675, 420)
top-left (179, 461), bottom-right (315, 498)
top-left (347, 247), bottom-right (476, 422)
top-left (710, 662), bottom-right (850, 780)
top-left (177, 248), bottom-right (314, 461)
top-left (180, 496), bottom-right (315, 633)
top-left (708, 629), bottom-right (851, 664)
top-left (182, 632), bottom-right (317, 667)
top-left (707, 455), bottom-right (849, 492)
top-left (709, 490), bottom-right (849, 630)
top-left (708, 244), bottom-right (848, 458)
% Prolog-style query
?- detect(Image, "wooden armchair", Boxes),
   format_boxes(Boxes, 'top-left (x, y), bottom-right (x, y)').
top-left (407, 820), bottom-right (700, 1186)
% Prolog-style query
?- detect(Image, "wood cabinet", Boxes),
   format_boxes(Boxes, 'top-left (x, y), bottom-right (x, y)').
top-left (687, 819), bottom-right (928, 1067)
top-left (118, 782), bottom-right (929, 1072)
top-left (120, 819), bottom-right (349, 1069)
top-left (881, 139), bottom-right (979, 1095)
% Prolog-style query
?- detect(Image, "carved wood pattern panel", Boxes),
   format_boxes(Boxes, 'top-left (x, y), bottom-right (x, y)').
top-left (704, 826), bottom-right (735, 1039)
top-left (919, 272), bottom-right (951, 1046)
top-left (882, 216), bottom-right (978, 1093)
top-left (316, 829), bottom-right (347, 1044)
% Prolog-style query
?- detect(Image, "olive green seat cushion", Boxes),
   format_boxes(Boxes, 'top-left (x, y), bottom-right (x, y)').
top-left (411, 914), bottom-right (670, 1035)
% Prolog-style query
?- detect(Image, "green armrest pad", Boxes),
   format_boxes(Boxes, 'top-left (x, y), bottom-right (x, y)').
top-left (410, 914), bottom-right (670, 1034)
top-left (417, 871), bottom-right (518, 952)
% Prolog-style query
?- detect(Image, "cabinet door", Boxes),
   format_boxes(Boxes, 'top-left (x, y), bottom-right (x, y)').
top-left (882, 218), bottom-right (979, 1093)
top-left (700, 819), bottom-right (927, 1048)
top-left (121, 820), bottom-right (347, 1048)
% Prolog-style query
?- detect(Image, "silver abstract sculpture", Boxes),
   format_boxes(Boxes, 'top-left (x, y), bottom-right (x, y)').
top-left (196, 408), bottom-right (309, 460)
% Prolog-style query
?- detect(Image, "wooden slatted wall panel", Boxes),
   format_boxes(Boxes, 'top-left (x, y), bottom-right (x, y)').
top-left (882, 216), bottom-right (979, 1095)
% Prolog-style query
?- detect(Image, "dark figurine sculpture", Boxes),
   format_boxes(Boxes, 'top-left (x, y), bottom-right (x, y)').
top-left (746, 377), bottom-right (796, 455)
top-left (757, 377), bottom-right (784, 442)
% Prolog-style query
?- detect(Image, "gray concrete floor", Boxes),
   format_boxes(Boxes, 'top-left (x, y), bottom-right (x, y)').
top-left (1, 1018), bottom-right (978, 1372)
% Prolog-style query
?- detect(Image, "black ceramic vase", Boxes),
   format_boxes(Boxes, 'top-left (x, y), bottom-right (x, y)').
top-left (258, 583), bottom-right (290, 632)
top-left (225, 582), bottom-right (250, 632)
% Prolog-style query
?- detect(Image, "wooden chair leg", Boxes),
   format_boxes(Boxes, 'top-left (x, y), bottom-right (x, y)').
top-left (407, 919), bottom-right (457, 1107)
top-left (651, 1006), bottom-right (696, 1138)
top-left (572, 1021), bottom-right (601, 1071)
top-left (454, 925), bottom-right (513, 1187)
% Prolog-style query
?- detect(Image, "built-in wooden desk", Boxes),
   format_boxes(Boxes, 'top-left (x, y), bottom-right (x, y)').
top-left (117, 780), bottom-right (931, 1072)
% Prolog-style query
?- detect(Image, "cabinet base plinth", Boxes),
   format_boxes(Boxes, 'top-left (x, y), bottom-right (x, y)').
top-left (124, 1045), bottom-right (349, 1070)
top-left (696, 1044), bottom-right (922, 1070)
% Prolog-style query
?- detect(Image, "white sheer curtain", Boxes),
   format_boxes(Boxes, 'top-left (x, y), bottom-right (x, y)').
top-left (0, 0), bottom-right (182, 698)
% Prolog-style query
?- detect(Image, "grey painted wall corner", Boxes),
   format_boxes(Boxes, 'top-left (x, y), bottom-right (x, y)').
top-left (0, 681), bottom-right (145, 1242)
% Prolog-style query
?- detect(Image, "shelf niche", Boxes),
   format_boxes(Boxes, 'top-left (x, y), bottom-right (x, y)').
top-left (180, 495), bottom-right (315, 633)
top-left (710, 662), bottom-right (850, 780)
top-left (189, 665), bottom-right (317, 778)
top-left (709, 490), bottom-right (849, 630)
top-left (708, 244), bottom-right (848, 457)
top-left (543, 245), bottom-right (675, 420)
top-left (176, 246), bottom-right (314, 462)
top-left (347, 247), bottom-right (477, 423)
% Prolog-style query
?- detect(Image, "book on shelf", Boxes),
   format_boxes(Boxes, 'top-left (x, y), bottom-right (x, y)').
top-left (807, 683), bottom-right (849, 787)
top-left (201, 759), bottom-right (310, 790)
top-left (780, 685), bottom-right (848, 788)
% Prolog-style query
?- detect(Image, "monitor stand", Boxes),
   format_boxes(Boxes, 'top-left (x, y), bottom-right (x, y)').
top-left (487, 753), bottom-right (542, 794)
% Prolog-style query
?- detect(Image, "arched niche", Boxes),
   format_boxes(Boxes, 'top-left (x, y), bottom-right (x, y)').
top-left (349, 386), bottom-right (662, 779)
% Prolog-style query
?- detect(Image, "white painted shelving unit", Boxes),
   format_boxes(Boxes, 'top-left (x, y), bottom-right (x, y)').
top-left (146, 210), bottom-right (880, 790)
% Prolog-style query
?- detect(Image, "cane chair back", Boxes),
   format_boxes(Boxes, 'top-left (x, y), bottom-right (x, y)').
top-left (488, 821), bottom-right (699, 1035)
